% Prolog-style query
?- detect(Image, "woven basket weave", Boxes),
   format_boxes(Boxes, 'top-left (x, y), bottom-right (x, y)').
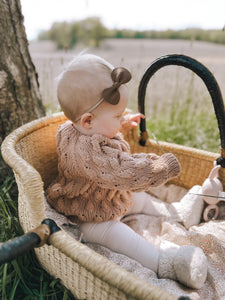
top-left (1, 54), bottom-right (225, 299)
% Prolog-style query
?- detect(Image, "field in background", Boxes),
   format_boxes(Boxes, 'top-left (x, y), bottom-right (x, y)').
top-left (30, 38), bottom-right (225, 152)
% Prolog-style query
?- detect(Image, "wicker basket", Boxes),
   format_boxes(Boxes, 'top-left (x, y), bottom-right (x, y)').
top-left (1, 54), bottom-right (225, 299)
top-left (1, 112), bottom-right (176, 300)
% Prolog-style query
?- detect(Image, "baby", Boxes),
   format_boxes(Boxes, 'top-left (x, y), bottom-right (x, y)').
top-left (47, 54), bottom-right (207, 289)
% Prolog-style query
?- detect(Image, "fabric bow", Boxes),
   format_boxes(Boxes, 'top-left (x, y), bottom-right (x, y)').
top-left (101, 67), bottom-right (132, 105)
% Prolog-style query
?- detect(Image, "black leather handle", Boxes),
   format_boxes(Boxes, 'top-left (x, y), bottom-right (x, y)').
top-left (138, 54), bottom-right (225, 166)
top-left (0, 218), bottom-right (60, 264)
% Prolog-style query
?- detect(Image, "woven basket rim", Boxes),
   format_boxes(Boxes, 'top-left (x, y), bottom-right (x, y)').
top-left (145, 137), bottom-right (220, 161)
top-left (1, 112), bottom-right (65, 168)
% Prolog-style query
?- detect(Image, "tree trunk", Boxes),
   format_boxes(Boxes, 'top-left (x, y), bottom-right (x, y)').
top-left (0, 0), bottom-right (45, 178)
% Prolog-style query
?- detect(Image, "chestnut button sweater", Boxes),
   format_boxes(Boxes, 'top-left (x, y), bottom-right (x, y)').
top-left (46, 122), bottom-right (181, 223)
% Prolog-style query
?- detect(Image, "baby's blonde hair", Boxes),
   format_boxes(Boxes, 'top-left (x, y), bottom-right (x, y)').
top-left (57, 54), bottom-right (114, 122)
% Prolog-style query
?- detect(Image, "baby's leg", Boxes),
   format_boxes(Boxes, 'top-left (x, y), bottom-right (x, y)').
top-left (80, 220), bottom-right (159, 272)
top-left (80, 220), bottom-right (207, 289)
top-left (129, 188), bottom-right (204, 229)
top-left (128, 191), bottom-right (179, 220)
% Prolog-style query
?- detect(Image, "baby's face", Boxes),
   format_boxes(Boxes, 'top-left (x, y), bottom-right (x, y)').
top-left (92, 85), bottom-right (128, 138)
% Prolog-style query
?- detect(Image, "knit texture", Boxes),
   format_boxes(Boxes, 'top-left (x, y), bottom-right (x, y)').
top-left (158, 241), bottom-right (207, 289)
top-left (46, 121), bottom-right (181, 223)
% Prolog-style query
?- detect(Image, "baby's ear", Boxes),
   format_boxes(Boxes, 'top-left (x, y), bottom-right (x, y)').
top-left (80, 113), bottom-right (94, 129)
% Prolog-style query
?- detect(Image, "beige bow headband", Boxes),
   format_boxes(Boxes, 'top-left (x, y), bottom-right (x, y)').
top-left (101, 67), bottom-right (132, 104)
top-left (74, 67), bottom-right (131, 122)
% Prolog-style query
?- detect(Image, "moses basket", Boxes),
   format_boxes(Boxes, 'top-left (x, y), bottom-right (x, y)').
top-left (1, 55), bottom-right (225, 299)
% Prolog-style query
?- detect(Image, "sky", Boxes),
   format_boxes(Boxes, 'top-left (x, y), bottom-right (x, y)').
top-left (21, 0), bottom-right (225, 40)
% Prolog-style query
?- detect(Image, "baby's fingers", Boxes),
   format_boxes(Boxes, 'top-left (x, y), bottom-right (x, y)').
top-left (131, 113), bottom-right (145, 124)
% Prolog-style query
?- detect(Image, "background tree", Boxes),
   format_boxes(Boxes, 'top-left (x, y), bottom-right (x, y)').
top-left (78, 17), bottom-right (107, 47)
top-left (0, 0), bottom-right (45, 177)
top-left (39, 17), bottom-right (107, 49)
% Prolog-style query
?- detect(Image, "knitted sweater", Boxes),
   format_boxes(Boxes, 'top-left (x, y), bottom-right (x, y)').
top-left (46, 121), bottom-right (181, 223)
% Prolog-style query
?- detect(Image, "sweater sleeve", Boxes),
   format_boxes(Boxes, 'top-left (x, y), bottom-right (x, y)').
top-left (76, 134), bottom-right (181, 192)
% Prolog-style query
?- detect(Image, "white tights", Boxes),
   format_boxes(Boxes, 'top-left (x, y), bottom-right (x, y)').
top-left (80, 191), bottom-right (181, 272)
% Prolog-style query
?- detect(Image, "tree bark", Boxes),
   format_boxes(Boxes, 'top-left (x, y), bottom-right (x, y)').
top-left (0, 0), bottom-right (45, 178)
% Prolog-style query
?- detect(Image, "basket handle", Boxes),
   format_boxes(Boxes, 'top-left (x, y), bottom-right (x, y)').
top-left (138, 54), bottom-right (225, 167)
top-left (0, 219), bottom-right (60, 264)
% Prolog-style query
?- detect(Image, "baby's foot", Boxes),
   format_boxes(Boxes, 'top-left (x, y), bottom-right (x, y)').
top-left (158, 240), bottom-right (207, 289)
top-left (171, 185), bottom-right (204, 229)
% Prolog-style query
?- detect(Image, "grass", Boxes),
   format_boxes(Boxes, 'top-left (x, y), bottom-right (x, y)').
top-left (146, 96), bottom-right (220, 153)
top-left (143, 71), bottom-right (221, 153)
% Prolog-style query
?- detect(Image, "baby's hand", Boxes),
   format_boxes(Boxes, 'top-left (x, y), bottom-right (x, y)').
top-left (121, 113), bottom-right (145, 129)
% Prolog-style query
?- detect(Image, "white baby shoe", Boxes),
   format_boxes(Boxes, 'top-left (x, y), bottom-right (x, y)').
top-left (171, 185), bottom-right (204, 229)
top-left (158, 240), bottom-right (207, 289)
